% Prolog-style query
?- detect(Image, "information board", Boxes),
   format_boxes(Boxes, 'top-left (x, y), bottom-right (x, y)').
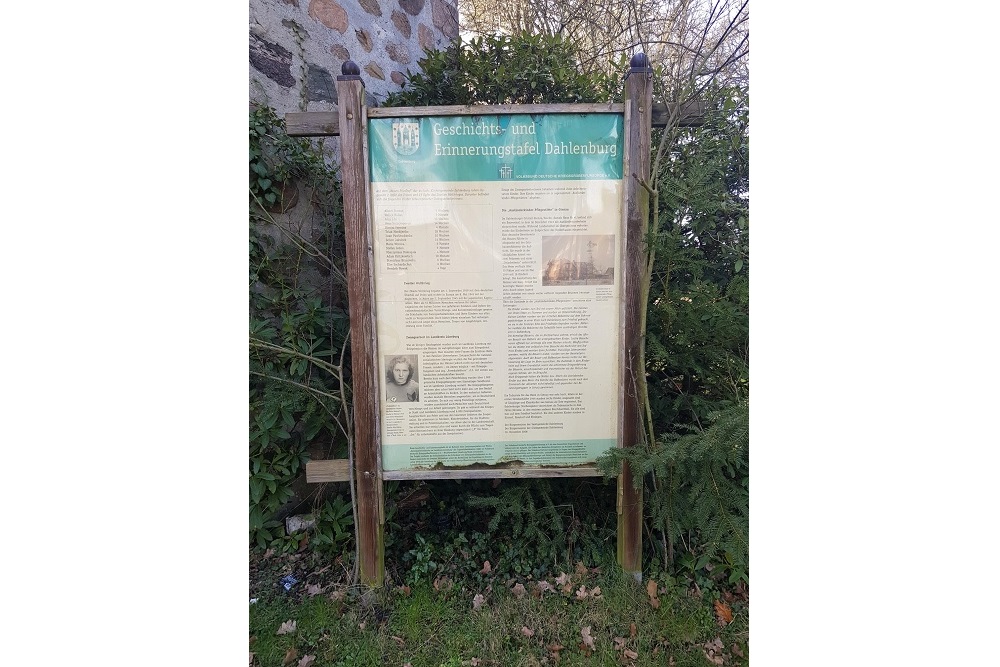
top-left (368, 113), bottom-right (624, 471)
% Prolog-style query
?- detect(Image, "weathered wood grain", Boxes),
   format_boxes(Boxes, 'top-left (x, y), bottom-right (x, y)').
top-left (368, 103), bottom-right (624, 118)
top-left (286, 100), bottom-right (701, 137)
top-left (285, 111), bottom-right (339, 136)
top-left (306, 459), bottom-right (352, 483)
top-left (617, 57), bottom-right (653, 580)
top-left (650, 100), bottom-right (706, 128)
top-left (285, 101), bottom-right (705, 137)
top-left (383, 466), bottom-right (606, 481)
top-left (337, 72), bottom-right (385, 587)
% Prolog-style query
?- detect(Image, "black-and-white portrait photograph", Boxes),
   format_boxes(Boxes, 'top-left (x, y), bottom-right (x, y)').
top-left (384, 354), bottom-right (420, 403)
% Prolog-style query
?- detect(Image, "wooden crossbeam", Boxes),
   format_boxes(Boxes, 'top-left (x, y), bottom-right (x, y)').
top-left (285, 100), bottom-right (705, 137)
top-left (306, 459), bottom-right (607, 482)
top-left (285, 111), bottom-right (340, 137)
top-left (659, 99), bottom-right (707, 127)
top-left (385, 466), bottom-right (603, 480)
top-left (617, 56), bottom-right (652, 580)
top-left (305, 459), bottom-right (351, 483)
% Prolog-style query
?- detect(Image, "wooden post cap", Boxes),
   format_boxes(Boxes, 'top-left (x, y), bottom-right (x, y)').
top-left (339, 60), bottom-right (363, 81)
top-left (628, 53), bottom-right (653, 77)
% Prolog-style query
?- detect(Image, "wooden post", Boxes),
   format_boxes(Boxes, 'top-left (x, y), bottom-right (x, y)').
top-left (618, 53), bottom-right (653, 580)
top-left (336, 61), bottom-right (384, 586)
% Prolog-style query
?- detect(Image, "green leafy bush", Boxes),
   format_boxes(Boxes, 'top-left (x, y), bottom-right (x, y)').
top-left (250, 105), bottom-right (338, 211)
top-left (249, 105), bottom-right (354, 553)
top-left (385, 32), bottom-right (620, 107)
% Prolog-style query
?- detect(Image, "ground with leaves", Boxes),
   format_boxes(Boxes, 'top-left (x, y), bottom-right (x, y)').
top-left (250, 549), bottom-right (748, 667)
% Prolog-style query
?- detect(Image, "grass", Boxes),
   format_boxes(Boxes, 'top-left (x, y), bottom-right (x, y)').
top-left (250, 478), bottom-right (748, 665)
top-left (249, 561), bottom-right (748, 666)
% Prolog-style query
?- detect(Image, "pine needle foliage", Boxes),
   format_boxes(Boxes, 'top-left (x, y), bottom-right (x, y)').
top-left (599, 401), bottom-right (748, 577)
top-left (600, 84), bottom-right (748, 578)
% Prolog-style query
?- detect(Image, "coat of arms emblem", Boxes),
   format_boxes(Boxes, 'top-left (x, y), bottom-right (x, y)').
top-left (392, 121), bottom-right (420, 155)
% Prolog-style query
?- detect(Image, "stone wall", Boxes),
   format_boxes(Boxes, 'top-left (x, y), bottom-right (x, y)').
top-left (250, 0), bottom-right (460, 113)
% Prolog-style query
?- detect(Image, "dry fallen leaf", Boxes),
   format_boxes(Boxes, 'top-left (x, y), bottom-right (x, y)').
top-left (714, 599), bottom-right (733, 625)
top-left (646, 580), bottom-right (660, 609)
top-left (732, 643), bottom-right (745, 658)
top-left (433, 576), bottom-right (454, 593)
top-left (521, 626), bottom-right (534, 637)
top-left (282, 647), bottom-right (298, 666)
top-left (391, 636), bottom-right (405, 647)
top-left (536, 580), bottom-right (555, 594)
top-left (555, 572), bottom-right (570, 587)
top-left (358, 621), bottom-right (366, 631)
top-left (590, 586), bottom-right (602, 599)
top-left (548, 644), bottom-right (564, 664)
top-left (470, 659), bottom-right (482, 666)
top-left (297, 656), bottom-right (315, 667)
top-left (306, 584), bottom-right (323, 597)
top-left (480, 560), bottom-right (492, 574)
top-left (580, 626), bottom-right (595, 650)
top-left (398, 585), bottom-right (412, 597)
top-left (575, 585), bottom-right (588, 600)
top-left (614, 637), bottom-right (627, 651)
top-left (703, 637), bottom-right (725, 666)
top-left (249, 652), bottom-right (255, 666)
top-left (629, 622), bottom-right (637, 638)
top-left (575, 562), bottom-right (588, 577)
top-left (623, 648), bottom-right (638, 659)
top-left (276, 620), bottom-right (297, 636)
top-left (472, 593), bottom-right (486, 611)
top-left (512, 583), bottom-right (526, 599)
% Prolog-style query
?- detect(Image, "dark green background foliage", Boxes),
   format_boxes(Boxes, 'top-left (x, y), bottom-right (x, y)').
top-left (598, 85), bottom-right (749, 578)
top-left (250, 105), bottom-right (353, 552)
top-left (385, 33), bottom-right (621, 107)
top-left (249, 33), bottom-right (748, 585)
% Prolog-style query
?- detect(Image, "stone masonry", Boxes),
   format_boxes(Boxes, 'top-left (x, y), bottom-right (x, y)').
top-left (250, 0), bottom-right (459, 113)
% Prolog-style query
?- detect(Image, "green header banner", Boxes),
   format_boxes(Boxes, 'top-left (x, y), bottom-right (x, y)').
top-left (368, 114), bottom-right (623, 182)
